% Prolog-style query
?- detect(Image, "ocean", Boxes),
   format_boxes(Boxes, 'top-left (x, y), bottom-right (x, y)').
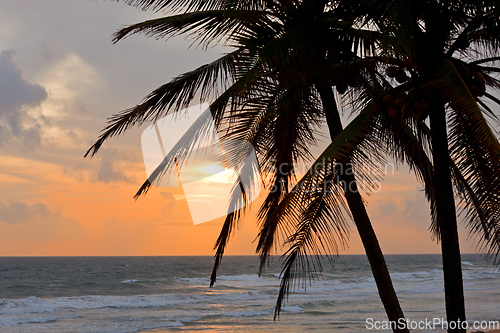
top-left (0, 254), bottom-right (498, 332)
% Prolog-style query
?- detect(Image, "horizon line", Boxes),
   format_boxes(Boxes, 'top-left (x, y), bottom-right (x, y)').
top-left (0, 253), bottom-right (487, 258)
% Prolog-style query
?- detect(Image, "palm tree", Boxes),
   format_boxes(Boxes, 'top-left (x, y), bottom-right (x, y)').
top-left (86, 0), bottom-right (410, 331)
top-left (355, 0), bottom-right (500, 330)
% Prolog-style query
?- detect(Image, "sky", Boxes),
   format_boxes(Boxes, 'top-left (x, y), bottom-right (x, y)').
top-left (0, 0), bottom-right (487, 256)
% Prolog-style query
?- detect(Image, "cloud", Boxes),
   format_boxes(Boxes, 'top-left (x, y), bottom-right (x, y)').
top-left (402, 193), bottom-right (431, 223)
top-left (95, 148), bottom-right (138, 183)
top-left (96, 156), bottom-right (132, 183)
top-left (63, 147), bottom-right (139, 183)
top-left (36, 52), bottom-right (104, 118)
top-left (0, 201), bottom-right (83, 240)
top-left (0, 49), bottom-right (47, 148)
top-left (0, 201), bottom-right (51, 224)
top-left (373, 187), bottom-right (431, 229)
top-left (377, 200), bottom-right (398, 217)
top-left (159, 191), bottom-right (176, 215)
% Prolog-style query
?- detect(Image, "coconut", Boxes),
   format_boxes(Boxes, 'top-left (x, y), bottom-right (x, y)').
top-left (458, 66), bottom-right (471, 78)
top-left (402, 104), bottom-right (416, 119)
top-left (414, 99), bottom-right (428, 114)
top-left (388, 107), bottom-right (401, 121)
top-left (395, 70), bottom-right (408, 83)
top-left (475, 72), bottom-right (485, 84)
top-left (386, 67), bottom-right (397, 78)
top-left (395, 95), bottom-right (409, 108)
top-left (382, 93), bottom-right (395, 104)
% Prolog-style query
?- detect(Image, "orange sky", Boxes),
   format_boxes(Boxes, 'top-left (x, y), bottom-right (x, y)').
top-left (0, 0), bottom-right (486, 257)
top-left (0, 149), bottom-right (479, 256)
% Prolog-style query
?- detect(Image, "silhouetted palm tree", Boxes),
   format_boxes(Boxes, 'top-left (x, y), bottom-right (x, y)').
top-left (355, 1), bottom-right (500, 331)
top-left (86, 0), bottom-right (410, 331)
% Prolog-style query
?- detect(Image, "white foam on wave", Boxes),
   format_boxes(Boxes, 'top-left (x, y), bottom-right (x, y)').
top-left (177, 274), bottom-right (278, 288)
top-left (0, 313), bottom-right (82, 327)
top-left (462, 267), bottom-right (500, 282)
top-left (218, 274), bottom-right (260, 281)
top-left (300, 279), bottom-right (377, 294)
top-left (0, 294), bottom-right (186, 316)
top-left (173, 266), bottom-right (500, 300)
top-left (0, 296), bottom-right (57, 315)
top-left (0, 290), bottom-right (275, 317)
top-left (141, 321), bottom-right (185, 329)
top-left (175, 276), bottom-right (209, 284)
top-left (390, 269), bottom-right (443, 280)
top-left (0, 292), bottom-right (276, 330)
top-left (222, 309), bottom-right (272, 317)
top-left (178, 274), bottom-right (262, 283)
top-left (462, 261), bottom-right (474, 266)
top-left (2, 264), bottom-right (497, 331)
top-left (282, 305), bottom-right (304, 312)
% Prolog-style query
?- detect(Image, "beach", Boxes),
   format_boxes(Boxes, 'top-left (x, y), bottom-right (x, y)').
top-left (0, 254), bottom-right (498, 332)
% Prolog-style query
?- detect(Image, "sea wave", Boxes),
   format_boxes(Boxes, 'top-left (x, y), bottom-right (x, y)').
top-left (176, 273), bottom-right (279, 288)
top-left (0, 313), bottom-right (82, 328)
top-left (282, 305), bottom-right (304, 312)
top-left (0, 292), bottom-right (276, 330)
top-left (0, 291), bottom-right (276, 317)
top-left (218, 274), bottom-right (261, 281)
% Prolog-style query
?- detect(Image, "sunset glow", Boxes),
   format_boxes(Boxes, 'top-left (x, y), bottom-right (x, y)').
top-left (0, 1), bottom-right (481, 257)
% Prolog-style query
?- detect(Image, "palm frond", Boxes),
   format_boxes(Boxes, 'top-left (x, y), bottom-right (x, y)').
top-left (381, 116), bottom-right (438, 234)
top-left (132, 107), bottom-right (217, 198)
top-left (211, 176), bottom-right (251, 286)
top-left (446, 6), bottom-right (498, 57)
top-left (85, 49), bottom-right (245, 157)
top-left (113, 0), bottom-right (266, 13)
top-left (265, 102), bottom-right (385, 316)
top-left (440, 60), bottom-right (500, 264)
top-left (255, 86), bottom-right (323, 274)
top-left (113, 10), bottom-right (273, 48)
top-left (470, 56), bottom-right (500, 65)
top-left (273, 163), bottom-right (350, 318)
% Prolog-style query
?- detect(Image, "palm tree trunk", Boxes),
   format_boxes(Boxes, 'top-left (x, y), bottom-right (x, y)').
top-left (429, 103), bottom-right (466, 333)
top-left (317, 85), bottom-right (409, 333)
